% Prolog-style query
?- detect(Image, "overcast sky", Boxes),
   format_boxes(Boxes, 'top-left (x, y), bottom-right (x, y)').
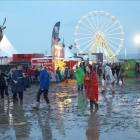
top-left (0, 1), bottom-right (140, 56)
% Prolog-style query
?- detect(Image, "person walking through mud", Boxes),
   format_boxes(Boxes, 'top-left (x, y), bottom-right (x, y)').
top-left (117, 65), bottom-right (125, 84)
top-left (76, 65), bottom-right (85, 91)
top-left (56, 67), bottom-right (61, 82)
top-left (0, 69), bottom-right (8, 102)
top-left (12, 64), bottom-right (27, 101)
top-left (115, 63), bottom-right (120, 78)
top-left (111, 64), bottom-right (115, 76)
top-left (134, 62), bottom-right (139, 78)
top-left (4, 70), bottom-right (10, 101)
top-left (102, 64), bottom-right (115, 93)
top-left (97, 63), bottom-right (102, 78)
top-left (64, 66), bottom-right (70, 83)
top-left (33, 68), bottom-right (40, 84)
top-left (84, 65), bottom-right (99, 109)
top-left (26, 66), bottom-right (34, 84)
top-left (35, 64), bottom-right (50, 108)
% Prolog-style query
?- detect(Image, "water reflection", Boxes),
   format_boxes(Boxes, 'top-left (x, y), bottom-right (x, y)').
top-left (102, 93), bottom-right (114, 115)
top-left (36, 110), bottom-right (52, 140)
top-left (0, 102), bottom-right (10, 138)
top-left (54, 91), bottom-right (78, 137)
top-left (86, 109), bottom-right (100, 140)
top-left (124, 80), bottom-right (135, 85)
top-left (12, 101), bottom-right (31, 139)
top-left (55, 101), bottom-right (66, 136)
top-left (77, 92), bottom-right (88, 115)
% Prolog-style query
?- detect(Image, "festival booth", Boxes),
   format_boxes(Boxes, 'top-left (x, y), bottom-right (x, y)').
top-left (31, 45), bottom-right (65, 72)
top-left (31, 45), bottom-right (78, 75)
top-left (53, 45), bottom-right (78, 74)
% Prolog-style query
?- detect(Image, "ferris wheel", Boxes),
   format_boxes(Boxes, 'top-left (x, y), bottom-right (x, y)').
top-left (74, 11), bottom-right (124, 62)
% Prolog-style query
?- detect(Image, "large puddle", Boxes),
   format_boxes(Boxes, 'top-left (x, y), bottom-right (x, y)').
top-left (0, 79), bottom-right (140, 140)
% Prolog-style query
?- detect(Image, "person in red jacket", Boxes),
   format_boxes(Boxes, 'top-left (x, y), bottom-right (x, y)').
top-left (84, 65), bottom-right (99, 109)
top-left (26, 66), bottom-right (34, 84)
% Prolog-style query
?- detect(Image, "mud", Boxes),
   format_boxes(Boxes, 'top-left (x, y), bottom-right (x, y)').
top-left (0, 78), bottom-right (140, 140)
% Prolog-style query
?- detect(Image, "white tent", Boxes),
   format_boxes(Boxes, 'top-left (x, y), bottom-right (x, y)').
top-left (0, 35), bottom-right (18, 56)
top-left (64, 46), bottom-right (75, 60)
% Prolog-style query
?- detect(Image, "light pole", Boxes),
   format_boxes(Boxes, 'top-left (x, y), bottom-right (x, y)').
top-left (134, 35), bottom-right (140, 60)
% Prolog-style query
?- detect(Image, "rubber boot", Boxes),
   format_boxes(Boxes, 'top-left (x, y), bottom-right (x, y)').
top-left (1, 98), bottom-right (4, 102)
top-left (93, 101), bottom-right (99, 108)
top-left (101, 90), bottom-right (105, 94)
top-left (47, 103), bottom-right (51, 109)
top-left (36, 102), bottom-right (40, 108)
top-left (90, 100), bottom-right (93, 109)
top-left (7, 95), bottom-right (10, 102)
top-left (20, 99), bottom-right (23, 106)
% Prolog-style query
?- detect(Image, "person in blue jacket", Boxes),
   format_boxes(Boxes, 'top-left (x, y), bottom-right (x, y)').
top-left (12, 64), bottom-right (27, 101)
top-left (35, 64), bottom-right (50, 108)
top-left (64, 66), bottom-right (70, 83)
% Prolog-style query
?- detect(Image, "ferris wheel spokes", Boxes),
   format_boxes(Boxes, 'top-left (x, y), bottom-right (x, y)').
top-left (106, 40), bottom-right (117, 51)
top-left (76, 36), bottom-right (95, 41)
top-left (105, 36), bottom-right (122, 40)
top-left (74, 33), bottom-right (93, 36)
top-left (85, 16), bottom-right (97, 32)
top-left (99, 13), bottom-right (103, 31)
top-left (81, 21), bottom-right (96, 33)
top-left (105, 32), bottom-right (122, 36)
top-left (81, 40), bottom-right (95, 52)
top-left (91, 14), bottom-right (98, 31)
top-left (105, 26), bottom-right (122, 34)
top-left (104, 22), bottom-right (117, 33)
top-left (96, 13), bottom-right (100, 31)
top-left (101, 16), bottom-right (108, 31)
top-left (78, 27), bottom-right (94, 34)
top-left (77, 38), bottom-right (95, 47)
top-left (75, 11), bottom-right (124, 62)
top-left (105, 38), bottom-right (120, 46)
top-left (102, 19), bottom-right (112, 32)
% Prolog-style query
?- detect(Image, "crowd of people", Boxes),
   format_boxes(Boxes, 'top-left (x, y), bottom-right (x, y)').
top-left (0, 64), bottom-right (53, 107)
top-left (0, 63), bottom-right (72, 108)
top-left (0, 61), bottom-right (140, 110)
top-left (75, 61), bottom-right (139, 109)
top-left (56, 66), bottom-right (70, 83)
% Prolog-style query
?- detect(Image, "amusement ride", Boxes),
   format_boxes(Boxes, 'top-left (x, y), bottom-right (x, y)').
top-left (74, 11), bottom-right (124, 62)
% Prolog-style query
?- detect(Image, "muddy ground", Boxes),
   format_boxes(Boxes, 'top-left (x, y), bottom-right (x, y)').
top-left (0, 78), bottom-right (140, 140)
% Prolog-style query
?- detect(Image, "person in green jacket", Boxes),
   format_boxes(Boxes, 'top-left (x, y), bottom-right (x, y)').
top-left (76, 65), bottom-right (85, 90)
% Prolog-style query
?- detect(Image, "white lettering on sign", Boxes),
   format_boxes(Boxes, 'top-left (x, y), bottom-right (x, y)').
top-left (32, 63), bottom-right (44, 65)
top-left (32, 63), bottom-right (52, 65)
top-left (37, 60), bottom-right (50, 63)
